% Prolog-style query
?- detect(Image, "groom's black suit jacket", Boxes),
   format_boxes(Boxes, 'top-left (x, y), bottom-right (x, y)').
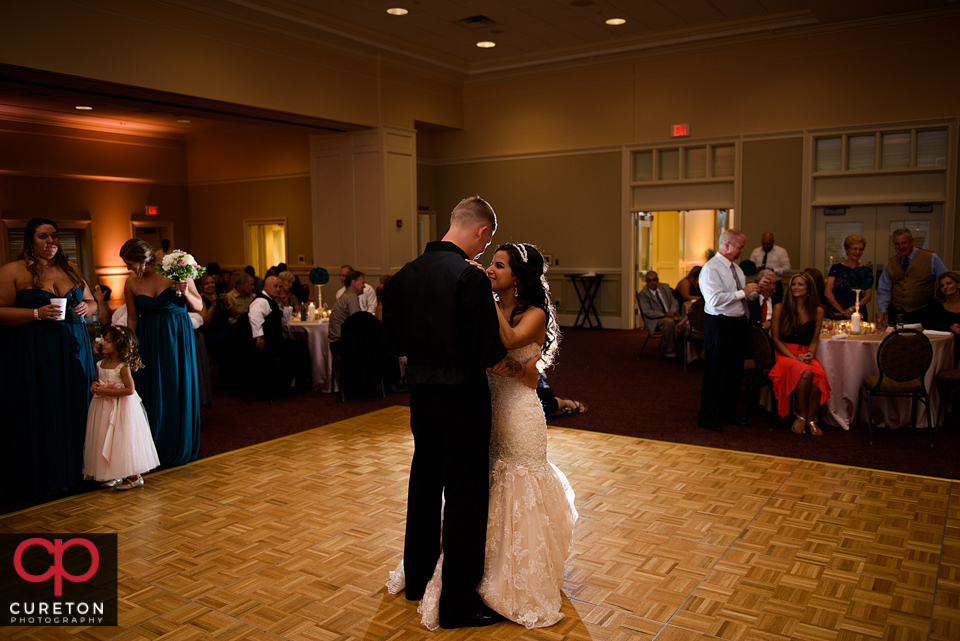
top-left (384, 241), bottom-right (506, 384)
top-left (382, 240), bottom-right (507, 618)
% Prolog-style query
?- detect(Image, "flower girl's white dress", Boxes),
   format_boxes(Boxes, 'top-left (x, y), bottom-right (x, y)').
top-left (387, 343), bottom-right (577, 629)
top-left (83, 361), bottom-right (160, 481)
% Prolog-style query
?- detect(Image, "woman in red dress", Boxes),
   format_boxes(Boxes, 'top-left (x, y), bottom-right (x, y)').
top-left (768, 272), bottom-right (831, 435)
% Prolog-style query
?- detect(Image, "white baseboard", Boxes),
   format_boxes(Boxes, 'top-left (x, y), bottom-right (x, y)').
top-left (556, 314), bottom-right (624, 330)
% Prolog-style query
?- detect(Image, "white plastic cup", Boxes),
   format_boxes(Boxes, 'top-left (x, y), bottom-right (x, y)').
top-left (49, 297), bottom-right (67, 321)
top-left (282, 306), bottom-right (293, 324)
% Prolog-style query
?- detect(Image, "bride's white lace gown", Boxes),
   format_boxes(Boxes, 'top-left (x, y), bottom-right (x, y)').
top-left (387, 343), bottom-right (578, 630)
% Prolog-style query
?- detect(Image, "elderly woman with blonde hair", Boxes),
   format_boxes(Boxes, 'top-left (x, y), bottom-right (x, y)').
top-left (277, 270), bottom-right (300, 313)
top-left (825, 233), bottom-right (872, 320)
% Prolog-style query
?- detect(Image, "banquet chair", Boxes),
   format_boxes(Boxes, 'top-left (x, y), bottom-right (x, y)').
top-left (683, 299), bottom-right (706, 372)
top-left (855, 329), bottom-right (933, 446)
top-left (934, 368), bottom-right (960, 428)
top-left (636, 293), bottom-right (664, 358)
top-left (743, 321), bottom-right (776, 430)
top-left (336, 312), bottom-right (386, 400)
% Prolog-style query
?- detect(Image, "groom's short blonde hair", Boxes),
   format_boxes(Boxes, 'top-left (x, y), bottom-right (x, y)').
top-left (450, 196), bottom-right (497, 234)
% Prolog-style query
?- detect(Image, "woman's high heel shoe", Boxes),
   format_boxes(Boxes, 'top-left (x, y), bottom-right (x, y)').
top-left (807, 420), bottom-right (823, 436)
top-left (791, 414), bottom-right (806, 435)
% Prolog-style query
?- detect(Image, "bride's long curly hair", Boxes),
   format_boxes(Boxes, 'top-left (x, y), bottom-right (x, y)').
top-left (496, 242), bottom-right (561, 369)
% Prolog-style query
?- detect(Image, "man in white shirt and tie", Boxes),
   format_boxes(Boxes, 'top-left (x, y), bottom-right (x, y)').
top-left (637, 271), bottom-right (681, 362)
top-left (698, 229), bottom-right (759, 432)
top-left (749, 232), bottom-right (791, 293)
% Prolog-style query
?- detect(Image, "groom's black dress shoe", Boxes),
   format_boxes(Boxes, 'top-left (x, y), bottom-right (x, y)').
top-left (439, 605), bottom-right (506, 629)
top-left (698, 419), bottom-right (723, 432)
top-left (717, 415), bottom-right (750, 427)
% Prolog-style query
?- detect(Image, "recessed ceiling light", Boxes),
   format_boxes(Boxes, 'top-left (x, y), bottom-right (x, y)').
top-left (606, 18), bottom-right (626, 26)
top-left (75, 105), bottom-right (93, 110)
top-left (177, 119), bottom-right (191, 124)
top-left (386, 8), bottom-right (408, 15)
top-left (476, 41), bottom-right (496, 48)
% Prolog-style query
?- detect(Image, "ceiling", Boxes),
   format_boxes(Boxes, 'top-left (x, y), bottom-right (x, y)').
top-left (0, 0), bottom-right (955, 137)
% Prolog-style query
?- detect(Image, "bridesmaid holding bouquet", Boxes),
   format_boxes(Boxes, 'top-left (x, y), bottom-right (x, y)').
top-left (120, 239), bottom-right (203, 466)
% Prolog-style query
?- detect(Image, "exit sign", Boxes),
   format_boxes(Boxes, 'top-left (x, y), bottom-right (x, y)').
top-left (672, 124), bottom-right (690, 137)
top-left (145, 205), bottom-right (158, 216)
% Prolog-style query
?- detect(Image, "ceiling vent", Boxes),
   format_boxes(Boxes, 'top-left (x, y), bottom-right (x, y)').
top-left (455, 15), bottom-right (497, 30)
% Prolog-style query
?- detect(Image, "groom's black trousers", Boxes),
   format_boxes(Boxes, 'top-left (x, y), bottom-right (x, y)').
top-left (405, 383), bottom-right (491, 618)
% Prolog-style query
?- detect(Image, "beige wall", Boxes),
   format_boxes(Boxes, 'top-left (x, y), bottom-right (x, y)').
top-left (740, 138), bottom-right (805, 272)
top-left (186, 125), bottom-right (312, 273)
top-left (0, 0), bottom-right (463, 131)
top-left (434, 152), bottom-right (622, 270)
top-left (0, 121), bottom-right (190, 298)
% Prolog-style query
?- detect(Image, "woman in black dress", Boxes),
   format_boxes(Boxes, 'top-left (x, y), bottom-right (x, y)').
top-left (925, 271), bottom-right (960, 366)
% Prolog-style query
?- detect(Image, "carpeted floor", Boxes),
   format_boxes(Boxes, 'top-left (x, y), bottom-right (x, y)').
top-left (198, 327), bottom-right (960, 480)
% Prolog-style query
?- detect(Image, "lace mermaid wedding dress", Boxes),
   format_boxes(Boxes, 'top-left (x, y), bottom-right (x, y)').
top-left (387, 343), bottom-right (578, 630)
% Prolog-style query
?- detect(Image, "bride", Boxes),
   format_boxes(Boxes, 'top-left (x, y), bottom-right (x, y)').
top-left (387, 242), bottom-right (578, 630)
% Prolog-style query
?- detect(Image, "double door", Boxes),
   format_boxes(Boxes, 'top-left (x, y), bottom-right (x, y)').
top-left (814, 204), bottom-right (943, 319)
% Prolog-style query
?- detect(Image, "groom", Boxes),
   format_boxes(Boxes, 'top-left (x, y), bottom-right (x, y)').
top-left (383, 196), bottom-right (539, 629)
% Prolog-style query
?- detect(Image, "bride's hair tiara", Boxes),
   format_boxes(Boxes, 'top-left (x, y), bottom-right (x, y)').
top-left (511, 243), bottom-right (529, 263)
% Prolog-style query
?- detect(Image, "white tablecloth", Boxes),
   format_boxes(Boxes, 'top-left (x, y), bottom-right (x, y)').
top-left (818, 333), bottom-right (953, 429)
top-left (283, 319), bottom-right (334, 392)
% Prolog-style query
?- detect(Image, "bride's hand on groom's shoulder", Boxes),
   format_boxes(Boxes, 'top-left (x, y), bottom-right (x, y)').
top-left (465, 259), bottom-right (486, 271)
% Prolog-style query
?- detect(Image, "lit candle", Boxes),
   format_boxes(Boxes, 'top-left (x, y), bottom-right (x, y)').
top-left (851, 310), bottom-right (861, 333)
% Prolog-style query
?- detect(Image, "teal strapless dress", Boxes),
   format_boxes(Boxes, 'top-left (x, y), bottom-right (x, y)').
top-left (134, 288), bottom-right (200, 466)
top-left (1, 287), bottom-right (95, 504)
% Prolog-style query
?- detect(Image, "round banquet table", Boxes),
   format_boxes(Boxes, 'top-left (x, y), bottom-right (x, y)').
top-left (818, 331), bottom-right (954, 430)
top-left (282, 318), bottom-right (335, 392)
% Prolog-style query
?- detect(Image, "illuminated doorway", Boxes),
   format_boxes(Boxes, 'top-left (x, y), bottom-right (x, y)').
top-left (245, 219), bottom-right (287, 277)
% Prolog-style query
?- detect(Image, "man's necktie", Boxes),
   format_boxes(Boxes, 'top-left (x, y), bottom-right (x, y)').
top-left (655, 290), bottom-right (666, 312)
top-left (730, 264), bottom-right (750, 316)
top-left (761, 249), bottom-right (769, 270)
top-left (760, 297), bottom-right (768, 322)
top-left (902, 255), bottom-right (911, 271)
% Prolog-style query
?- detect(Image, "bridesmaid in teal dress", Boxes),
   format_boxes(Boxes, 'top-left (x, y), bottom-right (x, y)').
top-left (0, 218), bottom-right (96, 504)
top-left (120, 239), bottom-right (202, 467)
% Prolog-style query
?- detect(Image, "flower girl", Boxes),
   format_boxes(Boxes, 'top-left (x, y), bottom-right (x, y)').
top-left (83, 326), bottom-right (160, 490)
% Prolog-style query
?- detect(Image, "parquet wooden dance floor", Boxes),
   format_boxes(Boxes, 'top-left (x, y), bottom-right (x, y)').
top-left (2, 406), bottom-right (958, 641)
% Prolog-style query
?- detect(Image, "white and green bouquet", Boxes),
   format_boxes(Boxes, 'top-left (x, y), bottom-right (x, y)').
top-left (158, 250), bottom-right (205, 296)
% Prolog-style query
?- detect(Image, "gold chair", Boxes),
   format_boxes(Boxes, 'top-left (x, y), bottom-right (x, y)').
top-left (855, 329), bottom-right (933, 446)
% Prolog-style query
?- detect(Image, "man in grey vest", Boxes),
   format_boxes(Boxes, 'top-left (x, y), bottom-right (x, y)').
top-left (877, 228), bottom-right (948, 327)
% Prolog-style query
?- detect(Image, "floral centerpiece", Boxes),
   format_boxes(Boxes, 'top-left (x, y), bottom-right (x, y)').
top-left (309, 267), bottom-right (329, 307)
top-left (157, 250), bottom-right (206, 296)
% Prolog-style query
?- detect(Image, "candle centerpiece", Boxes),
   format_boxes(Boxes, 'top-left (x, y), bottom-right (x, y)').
top-left (846, 266), bottom-right (875, 334)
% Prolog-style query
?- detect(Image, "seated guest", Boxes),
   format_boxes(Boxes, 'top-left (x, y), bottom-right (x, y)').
top-left (925, 271), bottom-right (960, 366)
top-left (747, 269), bottom-right (781, 331)
top-left (226, 273), bottom-right (256, 323)
top-left (93, 284), bottom-right (113, 327)
top-left (768, 272), bottom-right (831, 436)
top-left (277, 271), bottom-right (300, 313)
top-left (825, 233), bottom-right (872, 320)
top-left (248, 275), bottom-right (308, 395)
top-left (244, 265), bottom-right (264, 295)
top-left (336, 264), bottom-right (377, 314)
top-left (329, 270), bottom-right (366, 355)
top-left (375, 274), bottom-right (393, 321)
top-left (536, 372), bottom-right (587, 417)
top-left (198, 274), bottom-right (230, 347)
top-left (638, 271), bottom-right (681, 363)
top-left (277, 262), bottom-right (308, 303)
top-left (803, 267), bottom-right (828, 313)
top-left (676, 266), bottom-right (702, 305)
